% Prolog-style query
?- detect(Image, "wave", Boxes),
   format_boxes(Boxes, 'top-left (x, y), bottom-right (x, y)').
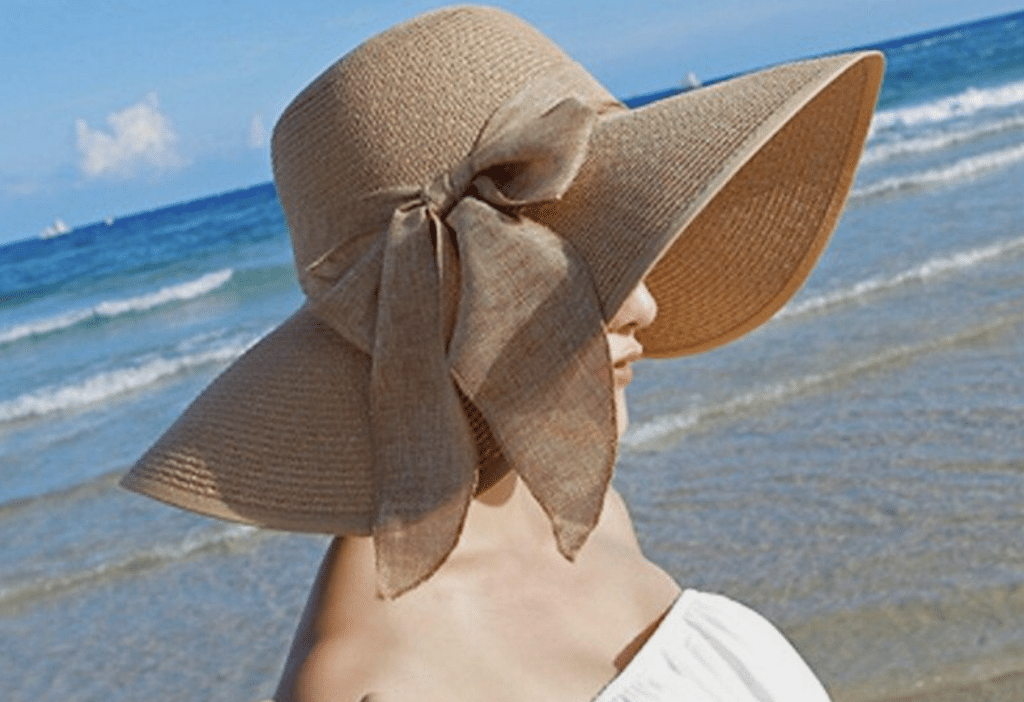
top-left (852, 141), bottom-right (1024, 200)
top-left (871, 79), bottom-right (1024, 133)
top-left (0, 269), bottom-right (233, 346)
top-left (0, 468), bottom-right (123, 518)
top-left (0, 523), bottom-right (261, 610)
top-left (861, 114), bottom-right (1024, 165)
top-left (0, 337), bottom-right (254, 424)
top-left (622, 314), bottom-right (1024, 451)
top-left (778, 233), bottom-right (1024, 319)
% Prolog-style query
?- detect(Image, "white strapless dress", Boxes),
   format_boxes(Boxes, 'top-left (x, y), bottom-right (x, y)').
top-left (592, 590), bottom-right (832, 701)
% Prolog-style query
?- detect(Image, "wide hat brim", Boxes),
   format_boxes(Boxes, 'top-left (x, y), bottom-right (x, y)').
top-left (122, 50), bottom-right (883, 539)
top-left (527, 50), bottom-right (884, 356)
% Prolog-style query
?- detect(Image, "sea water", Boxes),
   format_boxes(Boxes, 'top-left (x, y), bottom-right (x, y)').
top-left (2, 11), bottom-right (1023, 702)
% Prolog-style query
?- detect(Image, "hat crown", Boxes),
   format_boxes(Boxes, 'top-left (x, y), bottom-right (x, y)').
top-left (271, 6), bottom-right (612, 278)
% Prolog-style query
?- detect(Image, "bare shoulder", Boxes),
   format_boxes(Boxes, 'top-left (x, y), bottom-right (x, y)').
top-left (274, 630), bottom-right (384, 702)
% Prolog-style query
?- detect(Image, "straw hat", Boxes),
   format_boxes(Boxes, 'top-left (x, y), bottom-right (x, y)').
top-left (121, 5), bottom-right (884, 596)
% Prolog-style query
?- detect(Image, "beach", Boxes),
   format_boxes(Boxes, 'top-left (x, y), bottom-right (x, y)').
top-left (2, 10), bottom-right (1024, 701)
top-left (880, 673), bottom-right (1024, 702)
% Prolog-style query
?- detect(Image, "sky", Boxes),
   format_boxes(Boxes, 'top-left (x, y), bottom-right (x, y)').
top-left (2, 0), bottom-right (1022, 245)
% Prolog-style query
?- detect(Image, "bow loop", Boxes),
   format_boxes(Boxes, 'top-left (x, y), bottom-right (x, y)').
top-left (470, 96), bottom-right (597, 207)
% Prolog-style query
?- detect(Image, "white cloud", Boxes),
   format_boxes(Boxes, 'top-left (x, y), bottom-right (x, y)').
top-left (247, 115), bottom-right (267, 149)
top-left (75, 93), bottom-right (186, 178)
top-left (1, 174), bottom-right (40, 197)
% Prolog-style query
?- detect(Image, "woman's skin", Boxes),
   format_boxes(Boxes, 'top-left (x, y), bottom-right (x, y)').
top-left (275, 283), bottom-right (679, 702)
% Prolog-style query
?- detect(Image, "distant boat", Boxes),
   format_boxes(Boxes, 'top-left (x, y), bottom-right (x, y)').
top-left (682, 71), bottom-right (702, 90)
top-left (40, 218), bottom-right (72, 239)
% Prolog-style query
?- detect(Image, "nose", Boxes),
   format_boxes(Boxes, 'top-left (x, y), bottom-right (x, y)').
top-left (609, 282), bottom-right (657, 335)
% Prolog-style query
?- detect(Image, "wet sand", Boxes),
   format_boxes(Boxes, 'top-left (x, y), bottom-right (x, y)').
top-left (872, 670), bottom-right (1024, 702)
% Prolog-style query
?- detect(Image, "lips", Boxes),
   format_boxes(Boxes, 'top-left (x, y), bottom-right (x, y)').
top-left (612, 345), bottom-right (643, 388)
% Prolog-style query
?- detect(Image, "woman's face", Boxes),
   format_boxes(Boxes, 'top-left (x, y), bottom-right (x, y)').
top-left (606, 282), bottom-right (657, 436)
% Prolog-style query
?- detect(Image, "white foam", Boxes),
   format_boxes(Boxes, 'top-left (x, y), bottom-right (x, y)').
top-left (0, 338), bottom-right (253, 423)
top-left (623, 316), bottom-right (1017, 450)
top-left (136, 523), bottom-right (259, 572)
top-left (779, 234), bottom-right (1024, 320)
top-left (0, 308), bottom-right (95, 346)
top-left (871, 79), bottom-right (1024, 133)
top-left (861, 114), bottom-right (1024, 165)
top-left (0, 269), bottom-right (233, 346)
top-left (623, 363), bottom-right (856, 449)
top-left (0, 524), bottom-right (258, 608)
top-left (96, 268), bottom-right (233, 316)
top-left (852, 141), bottom-right (1024, 200)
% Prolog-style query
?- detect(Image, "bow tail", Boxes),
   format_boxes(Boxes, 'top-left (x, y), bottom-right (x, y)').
top-left (370, 206), bottom-right (478, 598)
top-left (448, 199), bottom-right (616, 560)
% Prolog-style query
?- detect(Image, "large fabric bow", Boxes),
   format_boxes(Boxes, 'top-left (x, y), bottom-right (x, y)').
top-left (303, 73), bottom-right (621, 597)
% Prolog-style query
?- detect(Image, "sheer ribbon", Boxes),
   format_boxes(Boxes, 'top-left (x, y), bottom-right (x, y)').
top-left (303, 72), bottom-right (622, 596)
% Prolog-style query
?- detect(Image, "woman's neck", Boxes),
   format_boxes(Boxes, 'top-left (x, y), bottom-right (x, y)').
top-left (310, 471), bottom-right (561, 614)
top-left (455, 469), bottom-right (560, 557)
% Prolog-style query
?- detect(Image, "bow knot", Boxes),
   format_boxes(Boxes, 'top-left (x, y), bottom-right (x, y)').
top-left (304, 71), bottom-right (623, 597)
top-left (421, 162), bottom-right (475, 220)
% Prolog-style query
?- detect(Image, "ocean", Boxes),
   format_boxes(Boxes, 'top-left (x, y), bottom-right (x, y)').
top-left (2, 10), bottom-right (1023, 702)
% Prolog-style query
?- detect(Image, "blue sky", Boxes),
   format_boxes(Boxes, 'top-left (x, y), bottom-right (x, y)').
top-left (2, 0), bottom-right (1022, 245)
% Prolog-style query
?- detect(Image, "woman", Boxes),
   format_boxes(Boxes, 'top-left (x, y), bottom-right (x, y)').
top-left (121, 6), bottom-right (884, 701)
